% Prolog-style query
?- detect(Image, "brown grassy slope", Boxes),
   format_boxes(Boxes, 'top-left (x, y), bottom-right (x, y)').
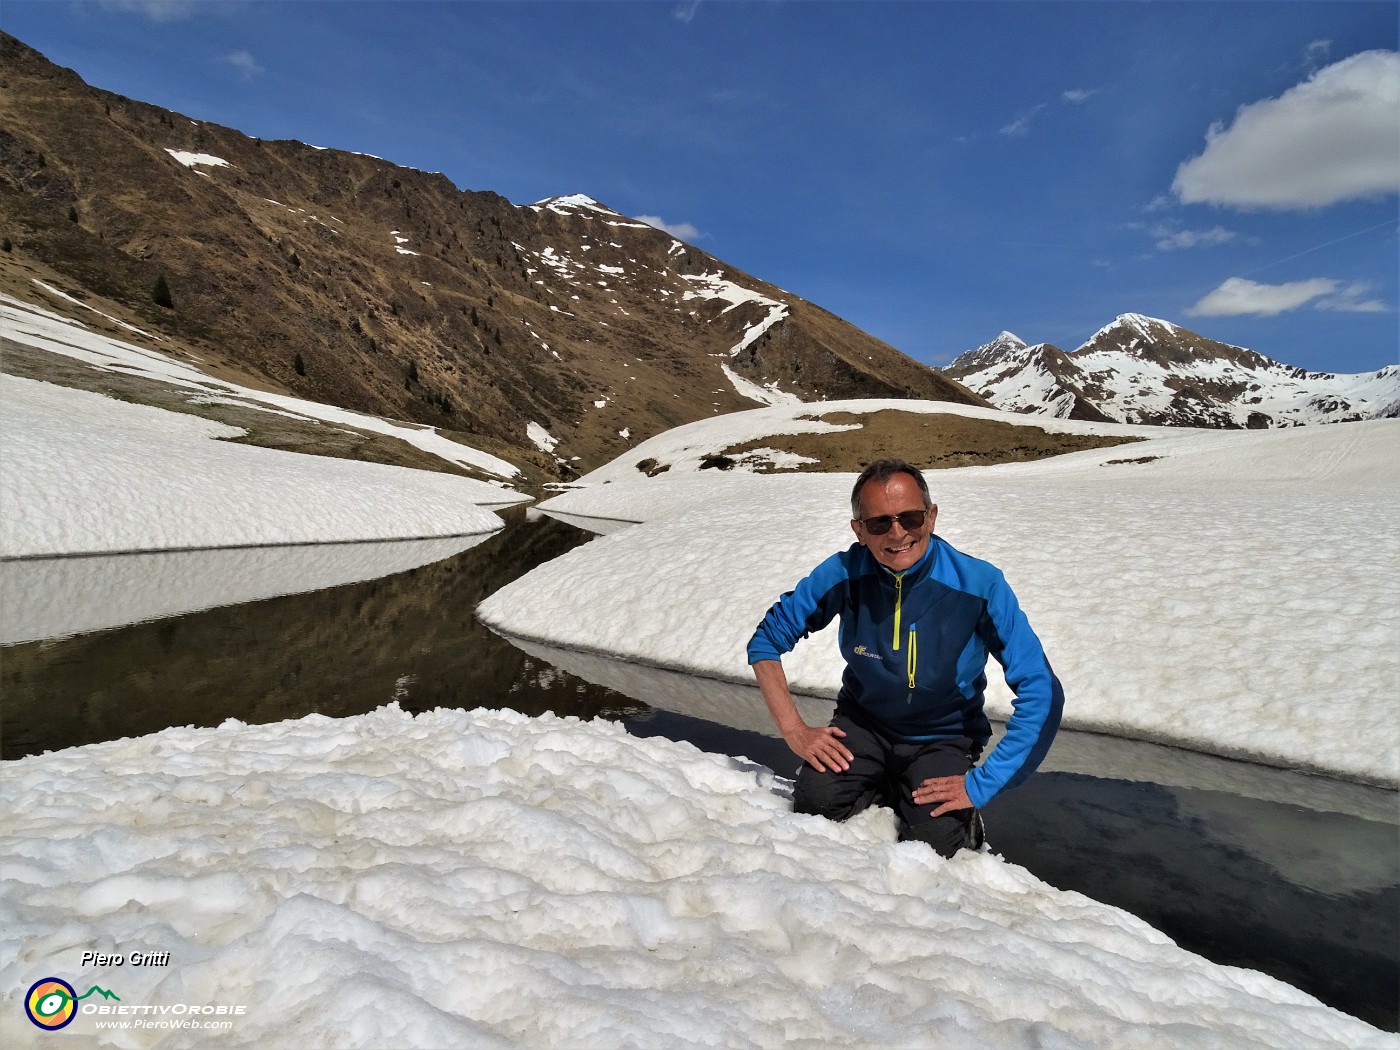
top-left (0, 32), bottom-right (988, 476)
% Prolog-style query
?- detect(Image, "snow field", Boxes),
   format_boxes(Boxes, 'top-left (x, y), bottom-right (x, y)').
top-left (1, 705), bottom-right (1388, 1049)
top-left (0, 375), bottom-right (508, 558)
top-left (480, 415), bottom-right (1400, 785)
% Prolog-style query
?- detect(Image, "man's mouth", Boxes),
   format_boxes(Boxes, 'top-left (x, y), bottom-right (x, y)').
top-left (884, 539), bottom-right (915, 555)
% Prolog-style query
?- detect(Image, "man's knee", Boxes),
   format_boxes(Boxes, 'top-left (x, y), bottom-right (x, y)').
top-left (900, 811), bottom-right (974, 858)
top-left (793, 765), bottom-right (879, 822)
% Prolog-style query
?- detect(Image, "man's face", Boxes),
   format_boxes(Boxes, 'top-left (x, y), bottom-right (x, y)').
top-left (851, 473), bottom-right (936, 572)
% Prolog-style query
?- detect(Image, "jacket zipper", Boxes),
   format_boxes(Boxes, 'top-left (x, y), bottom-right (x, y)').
top-left (906, 624), bottom-right (918, 695)
top-left (892, 572), bottom-right (904, 649)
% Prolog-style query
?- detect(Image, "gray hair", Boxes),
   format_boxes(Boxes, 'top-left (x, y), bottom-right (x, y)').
top-left (850, 458), bottom-right (932, 518)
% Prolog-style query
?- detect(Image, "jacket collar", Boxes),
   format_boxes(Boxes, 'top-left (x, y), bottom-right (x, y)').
top-left (862, 533), bottom-right (938, 586)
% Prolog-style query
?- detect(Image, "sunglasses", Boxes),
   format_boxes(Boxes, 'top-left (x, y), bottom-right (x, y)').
top-left (856, 510), bottom-right (928, 535)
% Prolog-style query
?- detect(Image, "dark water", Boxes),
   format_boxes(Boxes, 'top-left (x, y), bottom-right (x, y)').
top-left (2, 507), bottom-right (1396, 1030)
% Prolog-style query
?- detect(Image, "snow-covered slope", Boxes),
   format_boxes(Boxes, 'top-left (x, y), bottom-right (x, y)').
top-left (481, 410), bottom-right (1399, 786)
top-left (945, 314), bottom-right (1400, 427)
top-left (0, 296), bottom-right (526, 558)
top-left (1, 705), bottom-right (1390, 1049)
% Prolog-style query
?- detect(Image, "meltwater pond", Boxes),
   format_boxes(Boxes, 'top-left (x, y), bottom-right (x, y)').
top-left (2, 508), bottom-right (1396, 1030)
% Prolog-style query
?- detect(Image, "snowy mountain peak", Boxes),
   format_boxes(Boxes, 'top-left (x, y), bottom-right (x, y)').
top-left (1095, 313), bottom-right (1181, 343)
top-left (951, 331), bottom-right (1032, 370)
top-left (943, 314), bottom-right (1400, 428)
top-left (528, 194), bottom-right (626, 219)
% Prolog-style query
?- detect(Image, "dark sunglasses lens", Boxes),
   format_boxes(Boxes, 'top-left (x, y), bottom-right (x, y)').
top-left (864, 510), bottom-right (926, 535)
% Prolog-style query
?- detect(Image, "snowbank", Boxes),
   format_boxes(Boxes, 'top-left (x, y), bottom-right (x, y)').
top-left (0, 375), bottom-right (515, 558)
top-left (480, 416), bottom-right (1400, 786)
top-left (1, 705), bottom-right (1387, 1049)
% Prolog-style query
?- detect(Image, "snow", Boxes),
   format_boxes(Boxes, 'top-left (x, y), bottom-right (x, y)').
top-left (1093, 313), bottom-right (1184, 342)
top-left (719, 363), bottom-right (802, 406)
top-left (164, 150), bottom-right (230, 169)
top-left (1, 705), bottom-right (1390, 1049)
top-left (2, 293), bottom-right (521, 479)
top-left (479, 406), bottom-right (1399, 786)
top-left (526, 421), bottom-right (559, 454)
top-left (952, 315), bottom-right (1400, 426)
top-left (0, 293), bottom-right (533, 559)
top-left (0, 375), bottom-right (510, 559)
top-left (1, 353), bottom-right (1395, 1045)
top-left (680, 270), bottom-right (790, 356)
top-left (526, 195), bottom-right (651, 227)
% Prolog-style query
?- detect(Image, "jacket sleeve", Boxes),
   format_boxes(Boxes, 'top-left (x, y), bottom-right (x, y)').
top-left (964, 573), bottom-right (1064, 808)
top-left (747, 551), bottom-right (850, 664)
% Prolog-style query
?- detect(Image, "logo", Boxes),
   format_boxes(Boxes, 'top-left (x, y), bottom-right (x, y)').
top-left (852, 645), bottom-right (882, 660)
top-left (25, 978), bottom-right (120, 1031)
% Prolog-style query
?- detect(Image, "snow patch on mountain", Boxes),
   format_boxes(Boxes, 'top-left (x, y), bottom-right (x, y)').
top-left (165, 149), bottom-right (230, 169)
top-left (680, 271), bottom-right (790, 356)
top-left (719, 363), bottom-right (802, 407)
top-left (527, 422), bottom-right (559, 454)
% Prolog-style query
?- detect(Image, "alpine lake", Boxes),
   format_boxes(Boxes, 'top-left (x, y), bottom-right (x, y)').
top-left (3, 506), bottom-right (1395, 1031)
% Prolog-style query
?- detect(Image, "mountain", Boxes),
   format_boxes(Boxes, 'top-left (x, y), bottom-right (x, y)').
top-left (0, 32), bottom-right (983, 480)
top-left (943, 314), bottom-right (1399, 428)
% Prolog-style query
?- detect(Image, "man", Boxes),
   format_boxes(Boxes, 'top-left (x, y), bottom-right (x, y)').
top-left (747, 458), bottom-right (1063, 857)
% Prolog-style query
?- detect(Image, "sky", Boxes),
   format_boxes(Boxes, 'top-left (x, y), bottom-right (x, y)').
top-left (2, 1), bottom-right (1397, 374)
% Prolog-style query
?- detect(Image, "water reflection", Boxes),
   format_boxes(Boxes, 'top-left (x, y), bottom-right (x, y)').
top-left (0, 535), bottom-right (492, 645)
top-left (0, 510), bottom-right (642, 759)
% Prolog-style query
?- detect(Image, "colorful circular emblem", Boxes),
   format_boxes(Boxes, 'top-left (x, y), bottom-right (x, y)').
top-left (25, 978), bottom-right (77, 1030)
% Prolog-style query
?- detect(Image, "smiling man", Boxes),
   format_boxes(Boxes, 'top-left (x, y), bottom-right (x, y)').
top-left (748, 458), bottom-right (1064, 857)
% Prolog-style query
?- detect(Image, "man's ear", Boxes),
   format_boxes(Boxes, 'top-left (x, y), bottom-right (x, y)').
top-left (851, 519), bottom-right (865, 545)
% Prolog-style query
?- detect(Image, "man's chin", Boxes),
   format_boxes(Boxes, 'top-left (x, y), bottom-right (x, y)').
top-left (876, 542), bottom-right (924, 570)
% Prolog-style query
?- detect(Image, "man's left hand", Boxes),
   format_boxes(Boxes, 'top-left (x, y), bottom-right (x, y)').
top-left (912, 775), bottom-right (972, 818)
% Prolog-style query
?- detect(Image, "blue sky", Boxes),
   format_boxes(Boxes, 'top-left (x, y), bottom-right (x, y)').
top-left (4, 1), bottom-right (1397, 373)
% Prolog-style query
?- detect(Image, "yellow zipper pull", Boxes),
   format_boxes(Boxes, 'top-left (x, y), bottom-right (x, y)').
top-left (892, 573), bottom-right (904, 650)
top-left (907, 624), bottom-right (918, 690)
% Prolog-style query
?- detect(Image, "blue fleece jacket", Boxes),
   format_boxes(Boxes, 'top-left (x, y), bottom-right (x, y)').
top-left (747, 535), bottom-right (1063, 807)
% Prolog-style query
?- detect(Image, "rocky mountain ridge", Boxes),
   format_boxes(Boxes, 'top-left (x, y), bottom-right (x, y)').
top-left (0, 32), bottom-right (981, 480)
top-left (943, 313), bottom-right (1399, 428)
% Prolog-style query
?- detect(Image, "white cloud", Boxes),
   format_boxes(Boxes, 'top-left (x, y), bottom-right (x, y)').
top-left (636, 215), bottom-right (702, 241)
top-left (1153, 225), bottom-right (1236, 251)
top-left (673, 1), bottom-right (702, 24)
top-left (1172, 50), bottom-right (1400, 209)
top-left (999, 104), bottom-right (1046, 137)
top-left (1187, 277), bottom-right (1341, 316)
top-left (1315, 281), bottom-right (1388, 313)
top-left (1001, 89), bottom-right (1096, 136)
top-left (1302, 39), bottom-right (1332, 73)
top-left (98, 0), bottom-right (197, 22)
top-left (224, 50), bottom-right (264, 77)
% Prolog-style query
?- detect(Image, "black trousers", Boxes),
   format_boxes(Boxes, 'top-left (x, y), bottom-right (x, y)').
top-left (793, 708), bottom-right (979, 858)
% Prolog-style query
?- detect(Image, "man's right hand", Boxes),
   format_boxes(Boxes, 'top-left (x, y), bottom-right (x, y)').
top-left (782, 722), bottom-right (853, 773)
